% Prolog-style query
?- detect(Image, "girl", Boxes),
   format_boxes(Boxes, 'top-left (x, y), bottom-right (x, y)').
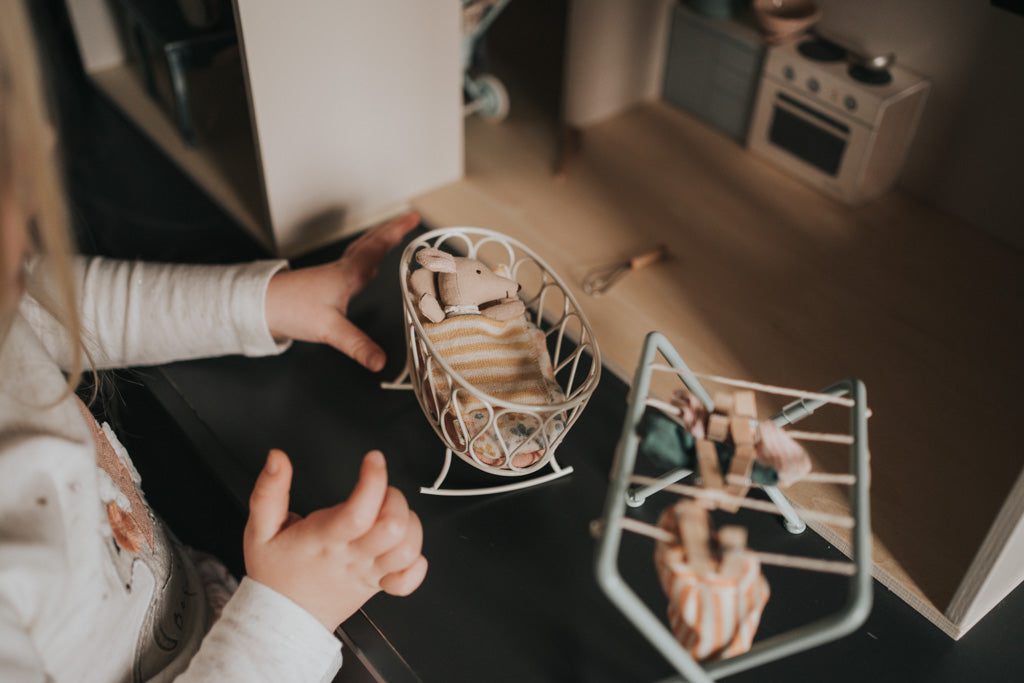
top-left (0, 1), bottom-right (427, 681)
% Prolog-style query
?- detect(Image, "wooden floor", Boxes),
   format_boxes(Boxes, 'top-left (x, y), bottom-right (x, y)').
top-left (413, 92), bottom-right (1024, 637)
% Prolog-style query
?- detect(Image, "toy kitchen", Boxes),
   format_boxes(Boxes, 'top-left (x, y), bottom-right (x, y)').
top-left (663, 2), bottom-right (930, 205)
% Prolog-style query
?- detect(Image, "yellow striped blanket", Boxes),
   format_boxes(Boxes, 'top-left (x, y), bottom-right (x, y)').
top-left (654, 507), bottom-right (770, 661)
top-left (423, 314), bottom-right (565, 469)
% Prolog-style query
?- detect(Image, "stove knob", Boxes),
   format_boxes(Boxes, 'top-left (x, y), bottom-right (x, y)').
top-left (807, 78), bottom-right (820, 93)
top-left (844, 95), bottom-right (858, 111)
top-left (783, 66), bottom-right (795, 81)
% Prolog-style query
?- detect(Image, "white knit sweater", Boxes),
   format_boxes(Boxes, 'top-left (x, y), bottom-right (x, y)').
top-left (0, 257), bottom-right (344, 682)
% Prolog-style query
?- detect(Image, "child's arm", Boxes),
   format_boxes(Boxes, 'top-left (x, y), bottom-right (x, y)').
top-left (0, 434), bottom-right (424, 682)
top-left (22, 213), bottom-right (418, 371)
top-left (177, 449), bottom-right (426, 682)
top-left (22, 256), bottom-right (289, 369)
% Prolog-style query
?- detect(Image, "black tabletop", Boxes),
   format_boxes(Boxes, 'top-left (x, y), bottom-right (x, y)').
top-left (141, 231), bottom-right (1024, 683)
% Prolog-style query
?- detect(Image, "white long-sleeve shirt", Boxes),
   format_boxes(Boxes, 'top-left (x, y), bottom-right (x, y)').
top-left (0, 257), bottom-right (344, 682)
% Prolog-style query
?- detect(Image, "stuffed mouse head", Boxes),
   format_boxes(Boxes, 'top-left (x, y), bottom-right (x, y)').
top-left (409, 247), bottom-right (526, 323)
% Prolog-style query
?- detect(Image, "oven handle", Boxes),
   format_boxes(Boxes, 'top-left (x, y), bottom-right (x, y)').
top-left (772, 93), bottom-right (852, 140)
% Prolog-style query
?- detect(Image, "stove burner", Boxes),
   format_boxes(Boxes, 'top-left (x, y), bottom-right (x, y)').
top-left (848, 64), bottom-right (893, 85)
top-left (797, 38), bottom-right (847, 63)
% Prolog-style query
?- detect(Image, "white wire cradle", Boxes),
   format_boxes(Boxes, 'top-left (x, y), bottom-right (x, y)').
top-left (382, 227), bottom-right (602, 496)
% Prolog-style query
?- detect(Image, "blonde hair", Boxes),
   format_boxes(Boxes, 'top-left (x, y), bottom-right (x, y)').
top-left (1, 0), bottom-right (87, 398)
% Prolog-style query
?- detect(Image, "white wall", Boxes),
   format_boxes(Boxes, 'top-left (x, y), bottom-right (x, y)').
top-left (817, 0), bottom-right (1024, 248)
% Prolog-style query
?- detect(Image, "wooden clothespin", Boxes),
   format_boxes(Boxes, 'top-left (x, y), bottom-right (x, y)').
top-left (675, 501), bottom-right (714, 575)
top-left (718, 525), bottom-right (748, 552)
top-left (695, 438), bottom-right (724, 489)
top-left (713, 392), bottom-right (734, 415)
top-left (708, 414), bottom-right (730, 442)
top-left (717, 525), bottom-right (749, 578)
top-left (714, 390), bottom-right (755, 512)
top-left (733, 390), bottom-right (757, 419)
top-left (730, 416), bottom-right (756, 446)
top-left (721, 445), bottom-right (757, 512)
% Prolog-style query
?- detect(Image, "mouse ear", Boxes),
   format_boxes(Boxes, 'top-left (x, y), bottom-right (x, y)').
top-left (416, 248), bottom-right (456, 273)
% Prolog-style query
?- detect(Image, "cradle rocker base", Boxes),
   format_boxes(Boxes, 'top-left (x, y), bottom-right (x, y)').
top-left (380, 364), bottom-right (414, 391)
top-left (382, 370), bottom-right (576, 496)
top-left (420, 448), bottom-right (574, 497)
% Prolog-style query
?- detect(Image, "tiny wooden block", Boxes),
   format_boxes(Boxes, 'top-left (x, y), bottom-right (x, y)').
top-left (708, 414), bottom-right (730, 442)
top-left (677, 502), bottom-right (714, 574)
top-left (717, 525), bottom-right (748, 552)
top-left (728, 445), bottom-right (756, 478)
top-left (695, 439), bottom-right (724, 489)
top-left (715, 446), bottom-right (756, 512)
top-left (713, 392), bottom-right (734, 415)
top-left (717, 525), bottom-right (749, 576)
top-left (733, 390), bottom-right (757, 418)
top-left (722, 446), bottom-right (756, 510)
top-left (730, 416), bottom-right (756, 445)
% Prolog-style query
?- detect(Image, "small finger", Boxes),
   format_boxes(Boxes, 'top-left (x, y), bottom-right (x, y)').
top-left (320, 450), bottom-right (389, 541)
top-left (379, 556), bottom-right (428, 597)
top-left (349, 487), bottom-right (410, 557)
top-left (245, 449), bottom-right (293, 544)
top-left (344, 212), bottom-right (420, 272)
top-left (351, 212), bottom-right (420, 252)
top-left (322, 314), bottom-right (386, 371)
top-left (282, 511), bottom-right (303, 531)
top-left (374, 511), bottom-right (422, 575)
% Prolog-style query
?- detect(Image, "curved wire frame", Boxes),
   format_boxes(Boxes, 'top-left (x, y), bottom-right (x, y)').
top-left (396, 227), bottom-right (602, 484)
top-left (594, 332), bottom-right (871, 682)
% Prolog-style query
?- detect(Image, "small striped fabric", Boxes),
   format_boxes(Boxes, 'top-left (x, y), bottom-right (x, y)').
top-left (654, 509), bottom-right (770, 661)
top-left (424, 314), bottom-right (562, 407)
top-left (423, 314), bottom-right (565, 468)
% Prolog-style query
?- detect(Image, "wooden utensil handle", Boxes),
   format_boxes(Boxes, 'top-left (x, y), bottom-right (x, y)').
top-left (629, 245), bottom-right (667, 270)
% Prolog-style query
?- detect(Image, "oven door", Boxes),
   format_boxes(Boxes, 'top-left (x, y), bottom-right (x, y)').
top-left (748, 79), bottom-right (871, 203)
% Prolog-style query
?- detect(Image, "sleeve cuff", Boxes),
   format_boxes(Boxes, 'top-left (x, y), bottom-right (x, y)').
top-left (230, 260), bottom-right (293, 357)
top-left (214, 577), bottom-right (343, 682)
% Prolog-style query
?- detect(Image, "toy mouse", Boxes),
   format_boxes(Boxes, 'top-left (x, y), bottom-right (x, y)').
top-left (410, 247), bottom-right (526, 323)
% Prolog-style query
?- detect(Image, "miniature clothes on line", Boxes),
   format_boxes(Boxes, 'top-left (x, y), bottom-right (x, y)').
top-left (638, 409), bottom-right (812, 487)
top-left (639, 409), bottom-right (781, 485)
top-left (423, 313), bottom-right (566, 469)
top-left (654, 506), bottom-right (771, 661)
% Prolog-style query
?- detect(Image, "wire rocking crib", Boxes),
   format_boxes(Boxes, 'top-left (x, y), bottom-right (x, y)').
top-left (383, 227), bottom-right (601, 496)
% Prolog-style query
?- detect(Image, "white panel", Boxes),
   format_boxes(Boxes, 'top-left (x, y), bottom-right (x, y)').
top-left (563, 0), bottom-right (672, 128)
top-left (65, 0), bottom-right (126, 72)
top-left (948, 466), bottom-right (1024, 635)
top-left (957, 518), bottom-right (1024, 633)
top-left (235, 0), bottom-right (463, 253)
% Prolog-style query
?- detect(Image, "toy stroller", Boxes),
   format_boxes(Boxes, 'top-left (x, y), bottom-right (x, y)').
top-left (462, 0), bottom-right (511, 122)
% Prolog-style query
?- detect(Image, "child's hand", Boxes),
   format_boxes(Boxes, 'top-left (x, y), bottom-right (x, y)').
top-left (244, 448), bottom-right (427, 632)
top-left (265, 212), bottom-right (420, 371)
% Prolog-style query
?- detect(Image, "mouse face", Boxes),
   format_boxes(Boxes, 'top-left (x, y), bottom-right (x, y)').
top-left (450, 257), bottom-right (521, 303)
top-left (414, 247), bottom-right (521, 309)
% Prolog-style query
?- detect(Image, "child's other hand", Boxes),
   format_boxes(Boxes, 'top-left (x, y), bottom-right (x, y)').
top-left (244, 449), bottom-right (427, 632)
top-left (265, 212), bottom-right (420, 371)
